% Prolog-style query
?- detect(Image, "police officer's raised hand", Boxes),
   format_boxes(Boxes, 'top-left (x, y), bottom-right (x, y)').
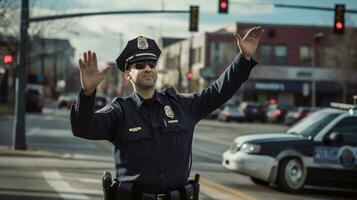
top-left (78, 51), bottom-right (110, 95)
top-left (234, 26), bottom-right (264, 61)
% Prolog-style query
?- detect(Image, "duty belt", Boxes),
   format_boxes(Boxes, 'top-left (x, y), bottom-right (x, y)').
top-left (135, 192), bottom-right (170, 200)
top-left (102, 172), bottom-right (200, 200)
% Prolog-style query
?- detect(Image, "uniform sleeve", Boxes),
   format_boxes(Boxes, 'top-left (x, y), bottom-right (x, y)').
top-left (180, 53), bottom-right (257, 122)
top-left (70, 89), bottom-right (121, 140)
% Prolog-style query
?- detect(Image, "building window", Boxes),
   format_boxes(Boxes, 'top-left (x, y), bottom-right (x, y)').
top-left (190, 47), bottom-right (201, 64)
top-left (259, 44), bottom-right (272, 64)
top-left (214, 42), bottom-right (220, 51)
top-left (299, 46), bottom-right (313, 66)
top-left (274, 45), bottom-right (287, 65)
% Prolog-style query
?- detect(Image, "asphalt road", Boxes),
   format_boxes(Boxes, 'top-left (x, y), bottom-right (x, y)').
top-left (0, 107), bottom-right (356, 200)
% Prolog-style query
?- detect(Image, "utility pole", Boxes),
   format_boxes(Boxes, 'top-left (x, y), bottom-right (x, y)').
top-left (311, 32), bottom-right (324, 108)
top-left (13, 0), bottom-right (28, 150)
top-left (53, 39), bottom-right (58, 99)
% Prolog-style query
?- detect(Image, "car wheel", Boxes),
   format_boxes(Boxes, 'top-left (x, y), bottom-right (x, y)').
top-left (278, 158), bottom-right (306, 193)
top-left (250, 177), bottom-right (268, 186)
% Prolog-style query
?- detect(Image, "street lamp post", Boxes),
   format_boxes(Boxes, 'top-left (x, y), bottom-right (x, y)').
top-left (311, 32), bottom-right (324, 108)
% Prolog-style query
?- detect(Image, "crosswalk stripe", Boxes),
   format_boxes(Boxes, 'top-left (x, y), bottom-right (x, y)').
top-left (42, 171), bottom-right (90, 200)
top-left (194, 173), bottom-right (257, 200)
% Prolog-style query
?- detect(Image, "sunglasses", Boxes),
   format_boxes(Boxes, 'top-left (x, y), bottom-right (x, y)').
top-left (131, 61), bottom-right (157, 70)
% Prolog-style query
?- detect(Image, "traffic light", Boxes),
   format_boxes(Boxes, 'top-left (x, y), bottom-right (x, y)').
top-left (218, 0), bottom-right (229, 14)
top-left (334, 4), bottom-right (345, 35)
top-left (189, 6), bottom-right (199, 32)
top-left (186, 72), bottom-right (193, 79)
top-left (3, 54), bottom-right (13, 65)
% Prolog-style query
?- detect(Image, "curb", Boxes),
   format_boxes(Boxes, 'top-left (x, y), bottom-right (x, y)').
top-left (0, 146), bottom-right (63, 158)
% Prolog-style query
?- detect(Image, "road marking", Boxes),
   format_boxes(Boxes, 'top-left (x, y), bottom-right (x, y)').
top-left (194, 134), bottom-right (232, 146)
top-left (26, 127), bottom-right (40, 136)
top-left (42, 171), bottom-right (89, 200)
top-left (193, 172), bottom-right (257, 200)
top-left (79, 178), bottom-right (101, 183)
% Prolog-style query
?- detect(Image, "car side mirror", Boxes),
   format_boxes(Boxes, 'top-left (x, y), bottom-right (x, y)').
top-left (327, 132), bottom-right (343, 146)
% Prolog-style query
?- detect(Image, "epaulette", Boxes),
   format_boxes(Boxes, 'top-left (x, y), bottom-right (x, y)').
top-left (163, 85), bottom-right (178, 102)
top-left (112, 96), bottom-right (131, 103)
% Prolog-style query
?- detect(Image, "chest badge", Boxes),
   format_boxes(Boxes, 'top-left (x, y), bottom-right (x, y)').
top-left (164, 105), bottom-right (175, 119)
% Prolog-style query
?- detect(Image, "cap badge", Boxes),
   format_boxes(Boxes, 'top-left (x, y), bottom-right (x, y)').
top-left (137, 36), bottom-right (149, 50)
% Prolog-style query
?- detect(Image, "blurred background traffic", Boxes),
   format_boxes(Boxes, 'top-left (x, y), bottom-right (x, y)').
top-left (0, 1), bottom-right (357, 200)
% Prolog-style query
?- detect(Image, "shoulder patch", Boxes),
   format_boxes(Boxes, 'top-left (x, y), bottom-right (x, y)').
top-left (95, 104), bottom-right (114, 114)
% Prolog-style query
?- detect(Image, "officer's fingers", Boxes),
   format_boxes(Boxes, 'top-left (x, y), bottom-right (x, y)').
top-left (93, 52), bottom-right (98, 69)
top-left (83, 52), bottom-right (88, 67)
top-left (87, 51), bottom-right (92, 68)
top-left (234, 32), bottom-right (242, 44)
top-left (256, 27), bottom-right (264, 40)
top-left (79, 59), bottom-right (86, 71)
top-left (243, 27), bottom-right (256, 39)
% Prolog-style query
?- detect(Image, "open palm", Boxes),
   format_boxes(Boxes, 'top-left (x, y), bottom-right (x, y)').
top-left (234, 26), bottom-right (264, 60)
top-left (78, 51), bottom-right (110, 95)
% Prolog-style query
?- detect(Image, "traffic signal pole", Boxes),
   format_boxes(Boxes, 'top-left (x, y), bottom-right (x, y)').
top-left (274, 4), bottom-right (357, 13)
top-left (13, 0), bottom-right (198, 150)
top-left (13, 0), bottom-right (29, 150)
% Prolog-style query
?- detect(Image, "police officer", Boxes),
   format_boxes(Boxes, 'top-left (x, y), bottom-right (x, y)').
top-left (70, 26), bottom-right (263, 199)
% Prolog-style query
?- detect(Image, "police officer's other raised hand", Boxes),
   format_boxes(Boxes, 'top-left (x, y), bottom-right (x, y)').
top-left (78, 51), bottom-right (110, 95)
top-left (234, 26), bottom-right (264, 61)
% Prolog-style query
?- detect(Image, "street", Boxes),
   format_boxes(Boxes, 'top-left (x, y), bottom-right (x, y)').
top-left (0, 107), bottom-right (356, 200)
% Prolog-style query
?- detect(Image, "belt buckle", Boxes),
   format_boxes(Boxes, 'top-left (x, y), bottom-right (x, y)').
top-left (156, 193), bottom-right (166, 200)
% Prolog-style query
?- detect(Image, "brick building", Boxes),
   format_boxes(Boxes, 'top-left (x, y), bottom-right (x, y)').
top-left (157, 22), bottom-right (357, 106)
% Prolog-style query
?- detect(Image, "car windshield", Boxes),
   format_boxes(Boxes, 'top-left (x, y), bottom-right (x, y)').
top-left (226, 106), bottom-right (239, 112)
top-left (286, 111), bottom-right (340, 138)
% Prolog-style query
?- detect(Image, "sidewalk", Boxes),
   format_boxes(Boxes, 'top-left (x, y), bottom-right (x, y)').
top-left (0, 146), bottom-right (113, 200)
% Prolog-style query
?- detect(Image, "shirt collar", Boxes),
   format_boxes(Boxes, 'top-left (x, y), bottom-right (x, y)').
top-left (130, 90), bottom-right (164, 108)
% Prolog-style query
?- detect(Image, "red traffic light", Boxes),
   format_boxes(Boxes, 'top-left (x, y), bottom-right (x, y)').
top-left (335, 22), bottom-right (343, 29)
top-left (333, 4), bottom-right (345, 34)
top-left (218, 0), bottom-right (229, 14)
top-left (220, 2), bottom-right (228, 9)
top-left (3, 54), bottom-right (13, 65)
top-left (186, 72), bottom-right (193, 79)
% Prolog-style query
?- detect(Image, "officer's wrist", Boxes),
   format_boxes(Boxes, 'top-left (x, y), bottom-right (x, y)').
top-left (83, 88), bottom-right (96, 96)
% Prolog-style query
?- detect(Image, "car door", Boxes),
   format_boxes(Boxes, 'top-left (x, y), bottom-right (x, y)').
top-left (311, 117), bottom-right (357, 188)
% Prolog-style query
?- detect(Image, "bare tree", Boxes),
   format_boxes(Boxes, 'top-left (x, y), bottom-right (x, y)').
top-left (0, 0), bottom-right (74, 57)
top-left (323, 28), bottom-right (357, 103)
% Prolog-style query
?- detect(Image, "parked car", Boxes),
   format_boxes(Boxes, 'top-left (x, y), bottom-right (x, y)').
top-left (223, 105), bottom-right (357, 193)
top-left (266, 104), bottom-right (294, 123)
top-left (206, 108), bottom-right (221, 119)
top-left (25, 87), bottom-right (44, 113)
top-left (239, 102), bottom-right (266, 122)
top-left (58, 92), bottom-right (77, 109)
top-left (284, 106), bottom-right (319, 125)
top-left (218, 105), bottom-right (245, 122)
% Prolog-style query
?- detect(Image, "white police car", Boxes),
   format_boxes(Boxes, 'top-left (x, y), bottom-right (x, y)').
top-left (222, 101), bottom-right (357, 193)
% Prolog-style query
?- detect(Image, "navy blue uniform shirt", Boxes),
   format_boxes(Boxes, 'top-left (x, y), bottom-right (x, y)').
top-left (70, 54), bottom-right (257, 193)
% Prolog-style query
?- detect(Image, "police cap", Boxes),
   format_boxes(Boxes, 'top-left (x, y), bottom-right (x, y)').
top-left (116, 36), bottom-right (161, 72)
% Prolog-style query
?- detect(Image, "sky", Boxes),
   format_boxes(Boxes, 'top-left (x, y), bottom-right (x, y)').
top-left (28, 0), bottom-right (357, 69)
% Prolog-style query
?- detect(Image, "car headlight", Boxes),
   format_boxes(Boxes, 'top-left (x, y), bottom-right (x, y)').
top-left (240, 143), bottom-right (261, 154)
